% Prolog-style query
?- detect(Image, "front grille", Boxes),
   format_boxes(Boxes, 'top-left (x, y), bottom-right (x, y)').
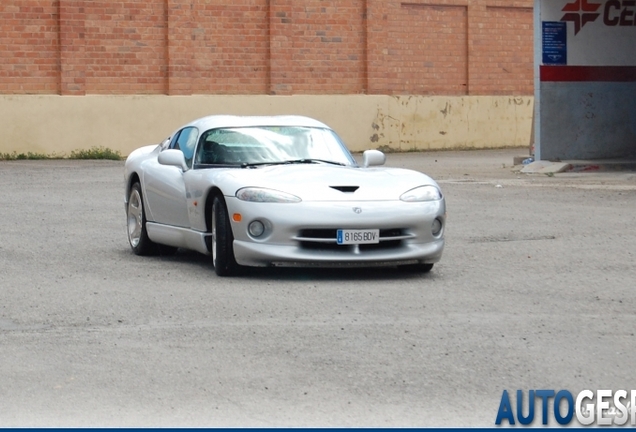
top-left (295, 228), bottom-right (408, 252)
top-left (299, 228), bottom-right (338, 239)
top-left (298, 228), bottom-right (404, 239)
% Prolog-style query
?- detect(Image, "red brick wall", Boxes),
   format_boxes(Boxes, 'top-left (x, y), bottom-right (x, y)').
top-left (287, 1), bottom-right (366, 94)
top-left (0, 1), bottom-right (60, 93)
top-left (191, 0), bottom-right (269, 94)
top-left (469, 3), bottom-right (534, 95)
top-left (0, 0), bottom-right (534, 96)
top-left (384, 3), bottom-right (469, 95)
top-left (84, 1), bottom-right (167, 94)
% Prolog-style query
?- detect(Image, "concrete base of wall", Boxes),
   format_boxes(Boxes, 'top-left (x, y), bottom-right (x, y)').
top-left (0, 95), bottom-right (533, 156)
top-left (540, 82), bottom-right (636, 160)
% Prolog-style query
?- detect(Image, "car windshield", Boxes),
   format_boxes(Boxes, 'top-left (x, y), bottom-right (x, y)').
top-left (193, 126), bottom-right (356, 168)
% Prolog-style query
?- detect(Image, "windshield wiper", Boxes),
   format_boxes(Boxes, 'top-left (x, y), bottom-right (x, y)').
top-left (241, 159), bottom-right (346, 168)
top-left (290, 158), bottom-right (346, 166)
top-left (240, 161), bottom-right (283, 168)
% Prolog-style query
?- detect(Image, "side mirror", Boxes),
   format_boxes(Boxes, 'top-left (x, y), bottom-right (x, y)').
top-left (362, 149), bottom-right (386, 167)
top-left (158, 149), bottom-right (188, 171)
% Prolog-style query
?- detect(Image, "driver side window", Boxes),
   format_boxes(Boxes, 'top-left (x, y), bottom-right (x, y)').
top-left (169, 127), bottom-right (199, 168)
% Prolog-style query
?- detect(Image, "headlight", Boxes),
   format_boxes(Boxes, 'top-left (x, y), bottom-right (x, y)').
top-left (236, 187), bottom-right (301, 203)
top-left (400, 185), bottom-right (442, 202)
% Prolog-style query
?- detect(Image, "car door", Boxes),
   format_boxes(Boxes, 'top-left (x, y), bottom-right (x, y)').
top-left (143, 127), bottom-right (198, 227)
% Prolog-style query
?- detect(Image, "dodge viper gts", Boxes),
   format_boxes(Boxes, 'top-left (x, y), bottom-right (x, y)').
top-left (124, 115), bottom-right (445, 276)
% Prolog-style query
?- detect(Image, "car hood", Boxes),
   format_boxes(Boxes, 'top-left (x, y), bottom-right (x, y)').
top-left (210, 164), bottom-right (441, 202)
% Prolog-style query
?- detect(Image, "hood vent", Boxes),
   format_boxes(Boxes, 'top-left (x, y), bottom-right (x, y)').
top-left (330, 186), bottom-right (359, 193)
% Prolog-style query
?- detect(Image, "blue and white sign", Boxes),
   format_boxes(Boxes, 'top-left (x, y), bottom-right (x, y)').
top-left (542, 21), bottom-right (568, 65)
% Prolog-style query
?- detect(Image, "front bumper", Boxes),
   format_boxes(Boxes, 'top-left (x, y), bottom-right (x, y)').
top-left (225, 197), bottom-right (446, 268)
top-left (233, 238), bottom-right (444, 267)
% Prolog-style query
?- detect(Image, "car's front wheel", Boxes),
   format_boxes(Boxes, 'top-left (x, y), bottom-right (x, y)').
top-left (127, 182), bottom-right (177, 256)
top-left (211, 196), bottom-right (239, 276)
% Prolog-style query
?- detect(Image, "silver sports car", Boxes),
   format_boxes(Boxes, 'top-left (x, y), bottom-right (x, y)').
top-left (124, 115), bottom-right (445, 276)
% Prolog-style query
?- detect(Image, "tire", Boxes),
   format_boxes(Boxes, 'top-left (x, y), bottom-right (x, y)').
top-left (399, 263), bottom-right (434, 273)
top-left (127, 182), bottom-right (177, 256)
top-left (211, 196), bottom-right (239, 276)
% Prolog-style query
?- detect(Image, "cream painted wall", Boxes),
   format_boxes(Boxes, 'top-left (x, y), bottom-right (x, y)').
top-left (0, 95), bottom-right (533, 156)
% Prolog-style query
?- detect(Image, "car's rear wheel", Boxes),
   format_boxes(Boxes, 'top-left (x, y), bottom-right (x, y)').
top-left (211, 196), bottom-right (239, 276)
top-left (127, 182), bottom-right (177, 256)
top-left (399, 263), bottom-right (434, 273)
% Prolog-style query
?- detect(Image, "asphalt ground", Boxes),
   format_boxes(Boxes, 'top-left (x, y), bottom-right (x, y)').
top-left (1, 149), bottom-right (635, 427)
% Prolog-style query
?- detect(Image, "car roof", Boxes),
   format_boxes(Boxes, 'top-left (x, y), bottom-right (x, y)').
top-left (183, 115), bottom-right (332, 131)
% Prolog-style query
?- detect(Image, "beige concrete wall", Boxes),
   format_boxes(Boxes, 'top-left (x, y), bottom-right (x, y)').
top-left (0, 95), bottom-right (533, 156)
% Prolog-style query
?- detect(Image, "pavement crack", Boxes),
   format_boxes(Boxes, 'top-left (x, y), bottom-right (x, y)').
top-left (468, 235), bottom-right (556, 244)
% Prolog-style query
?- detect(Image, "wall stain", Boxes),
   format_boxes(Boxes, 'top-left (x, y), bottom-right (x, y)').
top-left (440, 102), bottom-right (451, 118)
top-left (369, 96), bottom-right (532, 150)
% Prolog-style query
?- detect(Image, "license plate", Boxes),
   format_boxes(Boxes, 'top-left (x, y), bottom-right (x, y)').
top-left (336, 229), bottom-right (380, 245)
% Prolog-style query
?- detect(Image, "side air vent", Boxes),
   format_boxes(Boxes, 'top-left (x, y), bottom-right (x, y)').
top-left (330, 186), bottom-right (359, 193)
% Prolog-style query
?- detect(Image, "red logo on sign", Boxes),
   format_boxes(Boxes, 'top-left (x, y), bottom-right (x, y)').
top-left (561, 0), bottom-right (602, 34)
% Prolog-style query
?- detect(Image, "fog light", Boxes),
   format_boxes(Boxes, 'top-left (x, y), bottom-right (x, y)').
top-left (248, 220), bottom-right (265, 237)
top-left (432, 218), bottom-right (443, 236)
